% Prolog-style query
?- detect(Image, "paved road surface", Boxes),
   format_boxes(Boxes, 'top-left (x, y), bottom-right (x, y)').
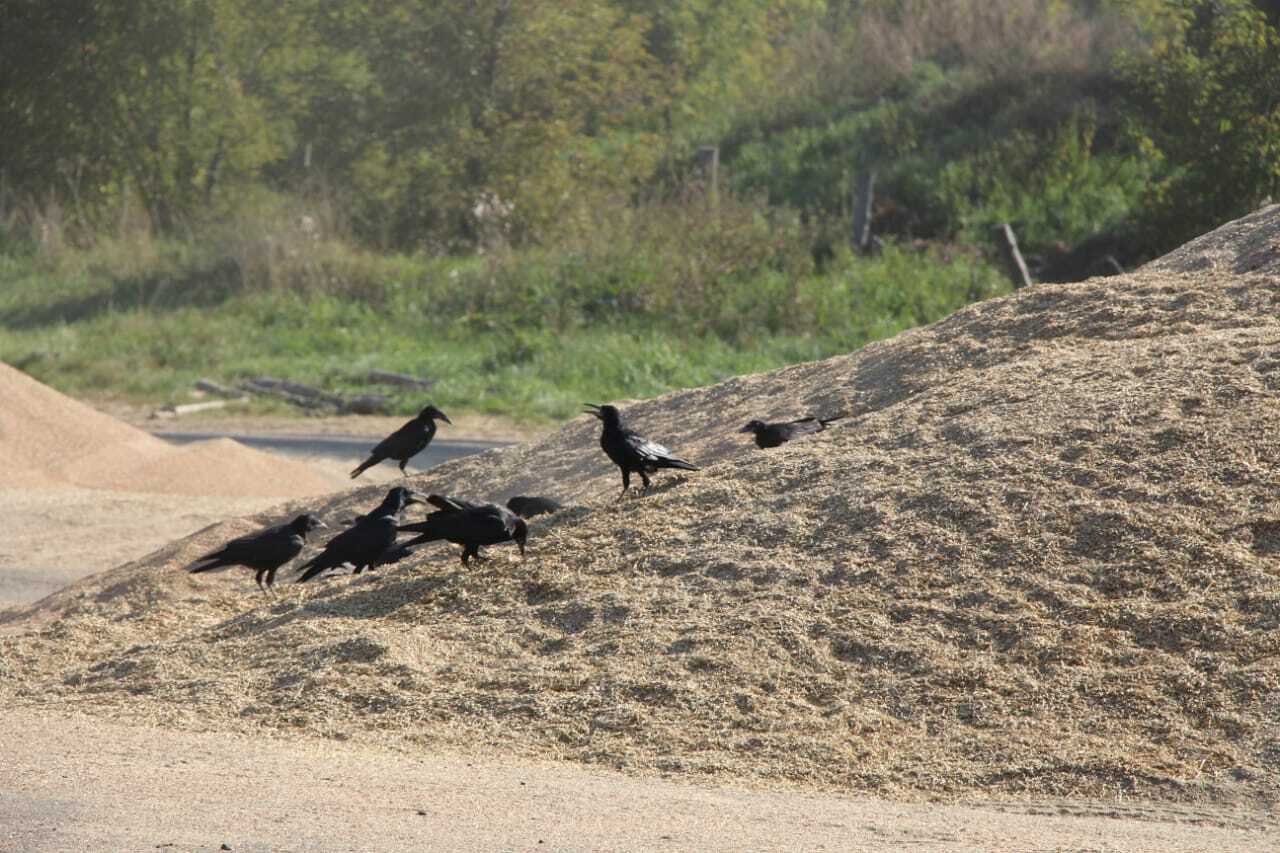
top-left (153, 431), bottom-right (507, 472)
top-left (2, 709), bottom-right (1274, 853)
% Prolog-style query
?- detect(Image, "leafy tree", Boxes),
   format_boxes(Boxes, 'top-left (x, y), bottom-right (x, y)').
top-left (1119, 0), bottom-right (1280, 251)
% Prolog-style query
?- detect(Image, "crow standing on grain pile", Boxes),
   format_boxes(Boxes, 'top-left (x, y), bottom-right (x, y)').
top-left (740, 415), bottom-right (844, 449)
top-left (349, 405), bottom-right (451, 478)
top-left (585, 403), bottom-right (698, 498)
top-left (187, 514), bottom-right (325, 592)
top-left (296, 487), bottom-right (424, 582)
top-left (400, 494), bottom-right (528, 565)
top-left (505, 495), bottom-right (562, 519)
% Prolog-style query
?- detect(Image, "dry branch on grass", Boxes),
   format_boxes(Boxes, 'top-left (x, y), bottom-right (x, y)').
top-left (3, 208), bottom-right (1280, 804)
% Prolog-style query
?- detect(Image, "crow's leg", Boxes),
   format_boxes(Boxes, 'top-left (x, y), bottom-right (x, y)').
top-left (399, 459), bottom-right (408, 477)
top-left (266, 568), bottom-right (278, 594)
top-left (255, 571), bottom-right (267, 593)
top-left (639, 470), bottom-right (652, 494)
top-left (617, 469), bottom-right (631, 501)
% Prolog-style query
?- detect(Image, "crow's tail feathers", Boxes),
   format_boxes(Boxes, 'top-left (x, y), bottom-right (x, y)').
top-left (659, 457), bottom-right (699, 472)
top-left (187, 557), bottom-right (230, 574)
top-left (401, 533), bottom-right (437, 549)
top-left (295, 558), bottom-right (329, 583)
top-left (349, 456), bottom-right (378, 479)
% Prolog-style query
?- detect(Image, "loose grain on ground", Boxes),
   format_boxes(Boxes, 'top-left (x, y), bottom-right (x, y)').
top-left (3, 207), bottom-right (1280, 805)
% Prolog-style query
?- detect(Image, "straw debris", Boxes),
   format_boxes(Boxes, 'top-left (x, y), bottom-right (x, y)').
top-left (4, 208), bottom-right (1280, 803)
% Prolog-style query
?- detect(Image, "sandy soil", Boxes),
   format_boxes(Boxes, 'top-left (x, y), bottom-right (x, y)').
top-left (0, 371), bottom-right (506, 608)
top-left (0, 488), bottom-right (266, 608)
top-left (0, 451), bottom-right (411, 609)
top-left (3, 708), bottom-right (1274, 853)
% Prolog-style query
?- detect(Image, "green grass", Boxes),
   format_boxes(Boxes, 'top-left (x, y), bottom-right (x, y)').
top-left (0, 231), bottom-right (1010, 422)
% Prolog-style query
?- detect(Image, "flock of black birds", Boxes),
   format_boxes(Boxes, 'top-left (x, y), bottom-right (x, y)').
top-left (187, 402), bottom-right (842, 592)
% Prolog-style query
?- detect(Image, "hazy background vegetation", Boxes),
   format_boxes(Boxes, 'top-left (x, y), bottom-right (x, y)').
top-left (2, 0), bottom-right (1278, 419)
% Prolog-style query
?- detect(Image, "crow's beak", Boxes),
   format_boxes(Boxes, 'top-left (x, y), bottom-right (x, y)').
top-left (404, 492), bottom-right (427, 506)
top-left (316, 520), bottom-right (329, 528)
top-left (583, 403), bottom-right (602, 419)
top-left (439, 412), bottom-right (453, 425)
top-left (738, 424), bottom-right (754, 433)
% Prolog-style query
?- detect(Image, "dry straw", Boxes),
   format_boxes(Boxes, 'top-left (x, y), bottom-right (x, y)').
top-left (3, 206), bottom-right (1280, 803)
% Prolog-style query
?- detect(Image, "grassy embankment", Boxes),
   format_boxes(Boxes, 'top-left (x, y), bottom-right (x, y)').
top-left (0, 196), bottom-right (1009, 423)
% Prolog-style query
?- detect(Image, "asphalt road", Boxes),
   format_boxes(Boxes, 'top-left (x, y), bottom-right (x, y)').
top-left (152, 431), bottom-right (508, 472)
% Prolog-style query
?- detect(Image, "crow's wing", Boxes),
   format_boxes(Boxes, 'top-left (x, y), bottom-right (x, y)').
top-left (623, 431), bottom-right (698, 470)
top-left (507, 496), bottom-right (561, 518)
top-left (404, 503), bottom-right (514, 546)
top-left (373, 543), bottom-right (417, 567)
top-left (447, 504), bottom-right (515, 540)
top-left (400, 496), bottom-right (484, 534)
top-left (297, 517), bottom-right (395, 580)
top-left (426, 494), bottom-right (485, 513)
top-left (784, 417), bottom-right (826, 436)
top-left (189, 523), bottom-right (298, 571)
top-left (367, 418), bottom-right (428, 459)
top-left (624, 432), bottom-right (674, 463)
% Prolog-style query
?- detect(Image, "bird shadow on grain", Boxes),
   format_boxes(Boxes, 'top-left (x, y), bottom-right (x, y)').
top-left (1246, 520), bottom-right (1280, 556)
top-left (1216, 519), bottom-right (1280, 557)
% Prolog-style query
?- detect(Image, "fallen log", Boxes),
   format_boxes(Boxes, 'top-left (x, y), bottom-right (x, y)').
top-left (341, 394), bottom-right (392, 415)
top-left (194, 378), bottom-right (241, 398)
top-left (152, 398), bottom-right (248, 419)
top-left (365, 369), bottom-right (434, 390)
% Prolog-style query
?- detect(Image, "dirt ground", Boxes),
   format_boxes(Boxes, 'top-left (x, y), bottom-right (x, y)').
top-left (3, 708), bottom-right (1274, 853)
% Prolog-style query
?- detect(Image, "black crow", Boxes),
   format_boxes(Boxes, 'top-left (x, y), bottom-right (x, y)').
top-left (506, 495), bottom-right (562, 519)
top-left (370, 543), bottom-right (418, 569)
top-left (584, 403), bottom-right (698, 499)
top-left (296, 487), bottom-right (424, 582)
top-left (350, 405), bottom-right (452, 478)
top-left (739, 415), bottom-right (844, 449)
top-left (187, 514), bottom-right (325, 592)
top-left (399, 494), bottom-right (528, 565)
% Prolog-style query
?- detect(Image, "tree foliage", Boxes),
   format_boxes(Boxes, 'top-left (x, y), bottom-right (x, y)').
top-left (1119, 0), bottom-right (1280, 250)
top-left (3, 0), bottom-right (1278, 259)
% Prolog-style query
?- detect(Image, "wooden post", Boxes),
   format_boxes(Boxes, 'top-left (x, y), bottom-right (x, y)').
top-left (995, 223), bottom-right (1033, 289)
top-left (851, 170), bottom-right (876, 254)
top-left (695, 145), bottom-right (719, 214)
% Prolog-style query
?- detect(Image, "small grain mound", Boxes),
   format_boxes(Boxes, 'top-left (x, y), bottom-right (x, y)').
top-left (0, 363), bottom-right (336, 497)
top-left (5, 208), bottom-right (1280, 805)
top-left (1145, 202), bottom-right (1280, 278)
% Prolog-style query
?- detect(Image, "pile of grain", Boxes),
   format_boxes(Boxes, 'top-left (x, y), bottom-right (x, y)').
top-left (4, 207), bottom-right (1280, 804)
top-left (0, 363), bottom-right (336, 498)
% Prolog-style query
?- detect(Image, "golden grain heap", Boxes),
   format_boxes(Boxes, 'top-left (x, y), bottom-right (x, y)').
top-left (3, 207), bottom-right (1280, 803)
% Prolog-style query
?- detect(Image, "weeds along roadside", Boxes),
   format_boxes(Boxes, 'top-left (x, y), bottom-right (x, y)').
top-left (0, 189), bottom-right (1009, 421)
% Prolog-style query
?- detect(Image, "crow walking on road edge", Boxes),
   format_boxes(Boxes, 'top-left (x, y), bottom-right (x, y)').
top-left (350, 405), bottom-right (452, 478)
